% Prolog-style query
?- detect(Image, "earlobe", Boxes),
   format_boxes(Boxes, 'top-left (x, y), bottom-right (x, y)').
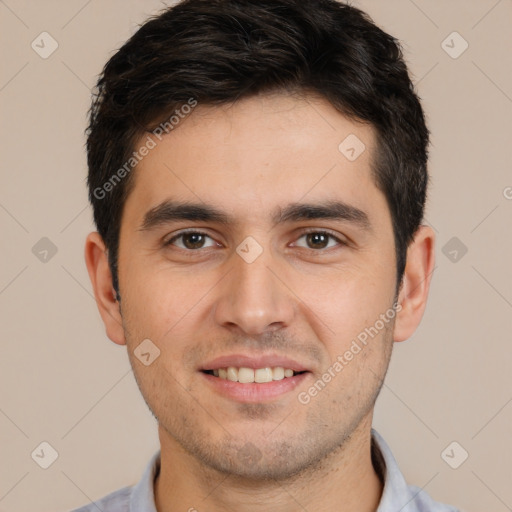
top-left (393, 225), bottom-right (436, 343)
top-left (84, 232), bottom-right (126, 345)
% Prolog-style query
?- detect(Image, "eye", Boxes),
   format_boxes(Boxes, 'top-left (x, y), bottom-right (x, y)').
top-left (164, 230), bottom-right (219, 250)
top-left (293, 230), bottom-right (345, 250)
top-left (163, 229), bottom-right (345, 252)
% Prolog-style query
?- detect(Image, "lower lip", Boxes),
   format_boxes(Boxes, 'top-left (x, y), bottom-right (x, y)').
top-left (201, 372), bottom-right (310, 403)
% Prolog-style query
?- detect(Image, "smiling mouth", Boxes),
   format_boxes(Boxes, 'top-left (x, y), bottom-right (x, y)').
top-left (202, 367), bottom-right (307, 383)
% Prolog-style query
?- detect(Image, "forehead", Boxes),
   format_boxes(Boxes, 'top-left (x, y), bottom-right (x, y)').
top-left (123, 93), bottom-right (385, 227)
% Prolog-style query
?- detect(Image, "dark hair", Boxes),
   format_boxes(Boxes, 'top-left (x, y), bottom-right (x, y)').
top-left (86, 0), bottom-right (429, 299)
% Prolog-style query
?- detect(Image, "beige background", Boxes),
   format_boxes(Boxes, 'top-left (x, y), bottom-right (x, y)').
top-left (0, 1), bottom-right (511, 511)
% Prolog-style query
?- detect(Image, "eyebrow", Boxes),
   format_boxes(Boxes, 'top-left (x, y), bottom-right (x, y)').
top-left (139, 199), bottom-right (371, 232)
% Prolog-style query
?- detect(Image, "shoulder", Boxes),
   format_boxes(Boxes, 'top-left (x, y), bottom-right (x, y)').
top-left (371, 429), bottom-right (461, 512)
top-left (67, 450), bottom-right (160, 512)
top-left (68, 485), bottom-right (132, 512)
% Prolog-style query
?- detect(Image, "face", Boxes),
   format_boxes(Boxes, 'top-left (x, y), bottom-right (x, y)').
top-left (110, 93), bottom-right (400, 479)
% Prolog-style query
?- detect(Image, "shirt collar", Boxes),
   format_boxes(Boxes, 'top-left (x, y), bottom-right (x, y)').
top-left (371, 428), bottom-right (419, 511)
top-left (130, 449), bottom-right (160, 512)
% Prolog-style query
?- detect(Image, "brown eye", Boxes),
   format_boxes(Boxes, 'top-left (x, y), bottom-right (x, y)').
top-left (165, 231), bottom-right (217, 250)
top-left (294, 231), bottom-right (344, 250)
top-left (306, 232), bottom-right (329, 249)
top-left (181, 233), bottom-right (206, 249)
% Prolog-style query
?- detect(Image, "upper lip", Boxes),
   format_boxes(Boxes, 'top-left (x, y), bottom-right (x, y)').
top-left (200, 354), bottom-right (311, 372)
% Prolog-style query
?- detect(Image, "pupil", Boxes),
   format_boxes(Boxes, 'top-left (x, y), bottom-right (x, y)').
top-left (307, 233), bottom-right (328, 249)
top-left (184, 233), bottom-right (204, 249)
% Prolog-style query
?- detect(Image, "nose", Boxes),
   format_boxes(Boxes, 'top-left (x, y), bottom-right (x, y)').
top-left (213, 243), bottom-right (296, 337)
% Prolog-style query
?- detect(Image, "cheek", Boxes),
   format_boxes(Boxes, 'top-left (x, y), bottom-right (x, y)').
top-left (297, 262), bottom-right (395, 344)
top-left (121, 267), bottom-right (215, 359)
top-left (122, 260), bottom-right (190, 320)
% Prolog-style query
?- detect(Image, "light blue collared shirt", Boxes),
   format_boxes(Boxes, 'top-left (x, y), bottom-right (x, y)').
top-left (70, 429), bottom-right (459, 512)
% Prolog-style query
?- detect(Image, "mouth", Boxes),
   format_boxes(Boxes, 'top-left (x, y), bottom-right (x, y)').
top-left (199, 355), bottom-right (312, 402)
top-left (202, 367), bottom-right (307, 383)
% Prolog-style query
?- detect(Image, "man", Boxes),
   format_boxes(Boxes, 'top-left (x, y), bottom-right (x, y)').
top-left (78, 0), bottom-right (459, 510)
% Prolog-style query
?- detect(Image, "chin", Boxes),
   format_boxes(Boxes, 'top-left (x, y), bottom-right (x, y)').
top-left (209, 454), bottom-right (306, 481)
top-left (189, 435), bottom-right (331, 482)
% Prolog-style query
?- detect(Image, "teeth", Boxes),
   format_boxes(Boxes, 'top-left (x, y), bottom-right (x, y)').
top-left (213, 366), bottom-right (299, 383)
top-left (272, 367), bottom-right (285, 381)
top-left (238, 367), bottom-right (255, 383)
top-left (227, 367), bottom-right (238, 382)
top-left (254, 367), bottom-right (272, 383)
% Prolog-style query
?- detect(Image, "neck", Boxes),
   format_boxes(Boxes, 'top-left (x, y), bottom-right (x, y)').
top-left (154, 418), bottom-right (383, 512)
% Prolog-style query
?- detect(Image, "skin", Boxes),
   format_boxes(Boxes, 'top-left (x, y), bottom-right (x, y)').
top-left (85, 92), bottom-right (435, 512)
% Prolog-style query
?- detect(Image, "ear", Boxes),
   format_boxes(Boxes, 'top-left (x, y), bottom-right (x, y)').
top-left (84, 232), bottom-right (126, 345)
top-left (393, 225), bottom-right (435, 342)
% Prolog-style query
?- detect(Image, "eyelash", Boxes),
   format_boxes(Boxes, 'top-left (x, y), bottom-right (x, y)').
top-left (163, 228), bottom-right (347, 252)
